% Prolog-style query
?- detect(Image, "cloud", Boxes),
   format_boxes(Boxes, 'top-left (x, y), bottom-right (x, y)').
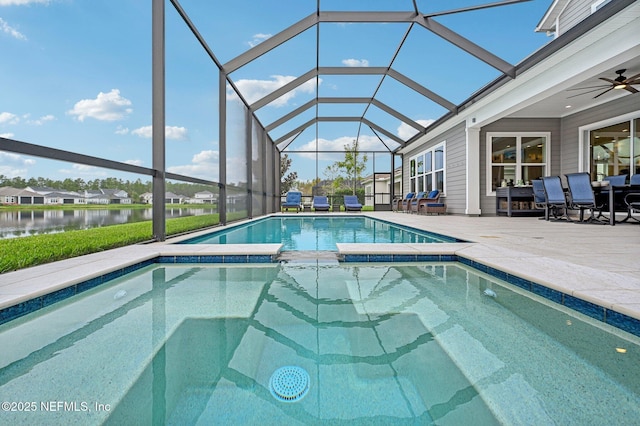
top-left (0, 112), bottom-right (19, 124)
top-left (292, 135), bottom-right (389, 160)
top-left (0, 0), bottom-right (50, 5)
top-left (26, 114), bottom-right (55, 126)
top-left (130, 125), bottom-right (189, 141)
top-left (115, 126), bottom-right (129, 135)
top-left (124, 159), bottom-right (143, 166)
top-left (342, 58), bottom-right (369, 67)
top-left (232, 75), bottom-right (319, 107)
top-left (247, 33), bottom-right (271, 48)
top-left (167, 150), bottom-right (219, 180)
top-left (0, 151), bottom-right (35, 177)
top-left (397, 119), bottom-right (434, 139)
top-left (67, 89), bottom-right (133, 122)
top-left (0, 17), bottom-right (26, 40)
top-left (0, 132), bottom-right (14, 138)
top-left (58, 163), bottom-right (108, 177)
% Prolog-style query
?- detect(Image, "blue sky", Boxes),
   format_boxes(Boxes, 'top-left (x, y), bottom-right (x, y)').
top-left (0, 0), bottom-right (552, 184)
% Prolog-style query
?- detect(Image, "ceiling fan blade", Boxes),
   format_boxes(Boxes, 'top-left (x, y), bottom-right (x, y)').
top-left (624, 86), bottom-right (639, 94)
top-left (566, 84), bottom-right (610, 91)
top-left (566, 87), bottom-right (608, 98)
top-left (593, 87), bottom-right (614, 99)
top-left (599, 77), bottom-right (616, 84)
top-left (623, 73), bottom-right (640, 83)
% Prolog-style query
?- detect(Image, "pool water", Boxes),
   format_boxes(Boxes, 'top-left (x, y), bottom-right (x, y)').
top-left (179, 216), bottom-right (461, 250)
top-left (1, 262), bottom-right (639, 425)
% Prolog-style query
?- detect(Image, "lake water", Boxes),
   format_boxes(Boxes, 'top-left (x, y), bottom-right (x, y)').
top-left (0, 207), bottom-right (217, 239)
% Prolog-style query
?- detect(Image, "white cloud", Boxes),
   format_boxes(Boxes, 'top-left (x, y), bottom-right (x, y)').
top-left (342, 58), bottom-right (369, 67)
top-left (124, 159), bottom-right (143, 166)
top-left (0, 17), bottom-right (26, 40)
top-left (0, 132), bottom-right (14, 138)
top-left (292, 135), bottom-right (389, 160)
top-left (397, 119), bottom-right (434, 139)
top-left (0, 112), bottom-right (19, 124)
top-left (0, 151), bottom-right (35, 177)
top-left (167, 150), bottom-right (220, 181)
top-left (247, 33), bottom-right (271, 48)
top-left (130, 125), bottom-right (189, 141)
top-left (232, 75), bottom-right (319, 107)
top-left (0, 0), bottom-right (50, 5)
top-left (58, 163), bottom-right (108, 177)
top-left (67, 89), bottom-right (133, 122)
top-left (26, 114), bottom-right (55, 126)
top-left (115, 126), bottom-right (129, 135)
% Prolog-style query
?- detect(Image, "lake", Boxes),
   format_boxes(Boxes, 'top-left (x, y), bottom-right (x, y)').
top-left (0, 207), bottom-right (217, 239)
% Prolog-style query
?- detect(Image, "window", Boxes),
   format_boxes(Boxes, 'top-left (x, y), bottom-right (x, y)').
top-left (589, 117), bottom-right (639, 180)
top-left (410, 142), bottom-right (446, 194)
top-left (486, 132), bottom-right (550, 194)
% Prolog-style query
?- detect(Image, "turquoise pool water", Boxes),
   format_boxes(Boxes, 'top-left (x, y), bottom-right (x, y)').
top-left (1, 262), bottom-right (638, 425)
top-left (180, 216), bottom-right (462, 250)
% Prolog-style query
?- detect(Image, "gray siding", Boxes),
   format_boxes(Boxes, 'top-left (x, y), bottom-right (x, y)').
top-left (480, 118), bottom-right (562, 215)
top-left (560, 94), bottom-right (639, 175)
top-left (403, 121), bottom-right (467, 214)
top-left (558, 0), bottom-right (593, 35)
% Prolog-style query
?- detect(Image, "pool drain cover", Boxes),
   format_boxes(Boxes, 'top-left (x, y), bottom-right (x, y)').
top-left (269, 366), bottom-right (310, 403)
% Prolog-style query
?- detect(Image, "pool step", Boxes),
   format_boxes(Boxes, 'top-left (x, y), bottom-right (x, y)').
top-left (277, 251), bottom-right (341, 264)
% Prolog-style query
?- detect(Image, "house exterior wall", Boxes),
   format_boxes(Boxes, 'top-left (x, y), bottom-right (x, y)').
top-left (403, 121), bottom-right (467, 214)
top-left (480, 118), bottom-right (562, 215)
top-left (559, 93), bottom-right (639, 176)
top-left (557, 0), bottom-right (593, 35)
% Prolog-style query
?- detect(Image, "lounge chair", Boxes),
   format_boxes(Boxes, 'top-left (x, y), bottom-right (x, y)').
top-left (343, 195), bottom-right (362, 212)
top-left (540, 176), bottom-right (572, 221)
top-left (312, 195), bottom-right (330, 212)
top-left (565, 172), bottom-right (605, 224)
top-left (532, 180), bottom-right (551, 220)
top-left (416, 190), bottom-right (441, 214)
top-left (408, 191), bottom-right (427, 213)
top-left (395, 192), bottom-right (415, 212)
top-left (281, 191), bottom-right (302, 213)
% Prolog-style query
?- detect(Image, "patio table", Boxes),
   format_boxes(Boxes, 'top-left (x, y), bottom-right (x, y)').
top-left (608, 184), bottom-right (640, 225)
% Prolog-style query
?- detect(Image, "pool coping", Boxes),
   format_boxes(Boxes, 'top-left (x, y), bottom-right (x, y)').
top-left (1, 213), bottom-right (640, 337)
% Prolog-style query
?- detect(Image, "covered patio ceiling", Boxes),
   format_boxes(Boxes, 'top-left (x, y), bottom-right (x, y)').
top-left (173, 0), bottom-right (551, 154)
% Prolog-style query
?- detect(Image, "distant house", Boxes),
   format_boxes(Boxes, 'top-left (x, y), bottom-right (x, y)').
top-left (140, 192), bottom-right (153, 204)
top-left (84, 189), bottom-right (132, 205)
top-left (0, 187), bottom-right (45, 205)
top-left (44, 191), bottom-right (86, 205)
top-left (190, 191), bottom-right (216, 204)
top-left (165, 192), bottom-right (185, 204)
top-left (362, 167), bottom-right (402, 208)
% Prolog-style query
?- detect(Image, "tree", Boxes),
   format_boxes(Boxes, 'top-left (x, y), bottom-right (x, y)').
top-left (280, 153), bottom-right (298, 194)
top-left (336, 139), bottom-right (368, 195)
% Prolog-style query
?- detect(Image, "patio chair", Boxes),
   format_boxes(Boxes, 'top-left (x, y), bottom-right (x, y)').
top-left (343, 195), bottom-right (362, 212)
top-left (408, 191), bottom-right (427, 213)
top-left (281, 191), bottom-right (302, 213)
top-left (540, 176), bottom-right (572, 222)
top-left (416, 190), bottom-right (441, 214)
top-left (565, 172), bottom-right (606, 224)
top-left (598, 174), bottom-right (627, 215)
top-left (395, 192), bottom-right (415, 212)
top-left (531, 179), bottom-right (551, 220)
top-left (621, 174), bottom-right (640, 223)
top-left (312, 195), bottom-right (330, 212)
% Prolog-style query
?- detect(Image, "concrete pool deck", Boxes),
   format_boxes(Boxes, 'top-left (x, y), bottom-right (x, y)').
top-left (1, 212), bottom-right (639, 321)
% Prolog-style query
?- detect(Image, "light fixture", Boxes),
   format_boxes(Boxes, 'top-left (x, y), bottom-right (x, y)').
top-left (565, 105), bottom-right (572, 109)
top-left (616, 347), bottom-right (627, 354)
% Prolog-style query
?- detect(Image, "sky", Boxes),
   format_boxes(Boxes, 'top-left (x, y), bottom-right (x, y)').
top-left (0, 0), bottom-right (553, 185)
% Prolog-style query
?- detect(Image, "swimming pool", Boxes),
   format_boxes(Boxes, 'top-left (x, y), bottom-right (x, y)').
top-left (179, 216), bottom-right (463, 250)
top-left (1, 261), bottom-right (638, 425)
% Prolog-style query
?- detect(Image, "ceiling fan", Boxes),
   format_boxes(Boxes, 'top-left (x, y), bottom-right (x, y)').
top-left (567, 69), bottom-right (640, 99)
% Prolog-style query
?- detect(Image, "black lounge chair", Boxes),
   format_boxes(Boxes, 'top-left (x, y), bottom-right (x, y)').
top-left (343, 195), bottom-right (362, 212)
top-left (540, 176), bottom-right (572, 221)
top-left (312, 196), bottom-right (330, 212)
top-left (281, 191), bottom-right (302, 213)
top-left (565, 172), bottom-right (605, 224)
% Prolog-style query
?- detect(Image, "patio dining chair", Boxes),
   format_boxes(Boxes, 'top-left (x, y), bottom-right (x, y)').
top-left (531, 180), bottom-right (551, 220)
top-left (565, 172), bottom-right (606, 224)
top-left (540, 176), bottom-right (572, 222)
top-left (621, 174), bottom-right (640, 223)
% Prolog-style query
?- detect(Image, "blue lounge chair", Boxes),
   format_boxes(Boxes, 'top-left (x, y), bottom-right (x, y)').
top-left (395, 192), bottom-right (415, 212)
top-left (415, 190), bottom-right (441, 214)
top-left (540, 176), bottom-right (572, 221)
top-left (281, 191), bottom-right (302, 213)
top-left (565, 172), bottom-right (605, 224)
top-left (343, 195), bottom-right (362, 212)
top-left (408, 191), bottom-right (427, 213)
top-left (312, 196), bottom-right (330, 212)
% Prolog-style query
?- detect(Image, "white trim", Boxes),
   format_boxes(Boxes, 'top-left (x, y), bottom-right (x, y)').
top-left (466, 126), bottom-right (481, 215)
top-left (409, 141), bottom-right (447, 196)
top-left (485, 132), bottom-right (551, 196)
top-left (577, 109), bottom-right (640, 173)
